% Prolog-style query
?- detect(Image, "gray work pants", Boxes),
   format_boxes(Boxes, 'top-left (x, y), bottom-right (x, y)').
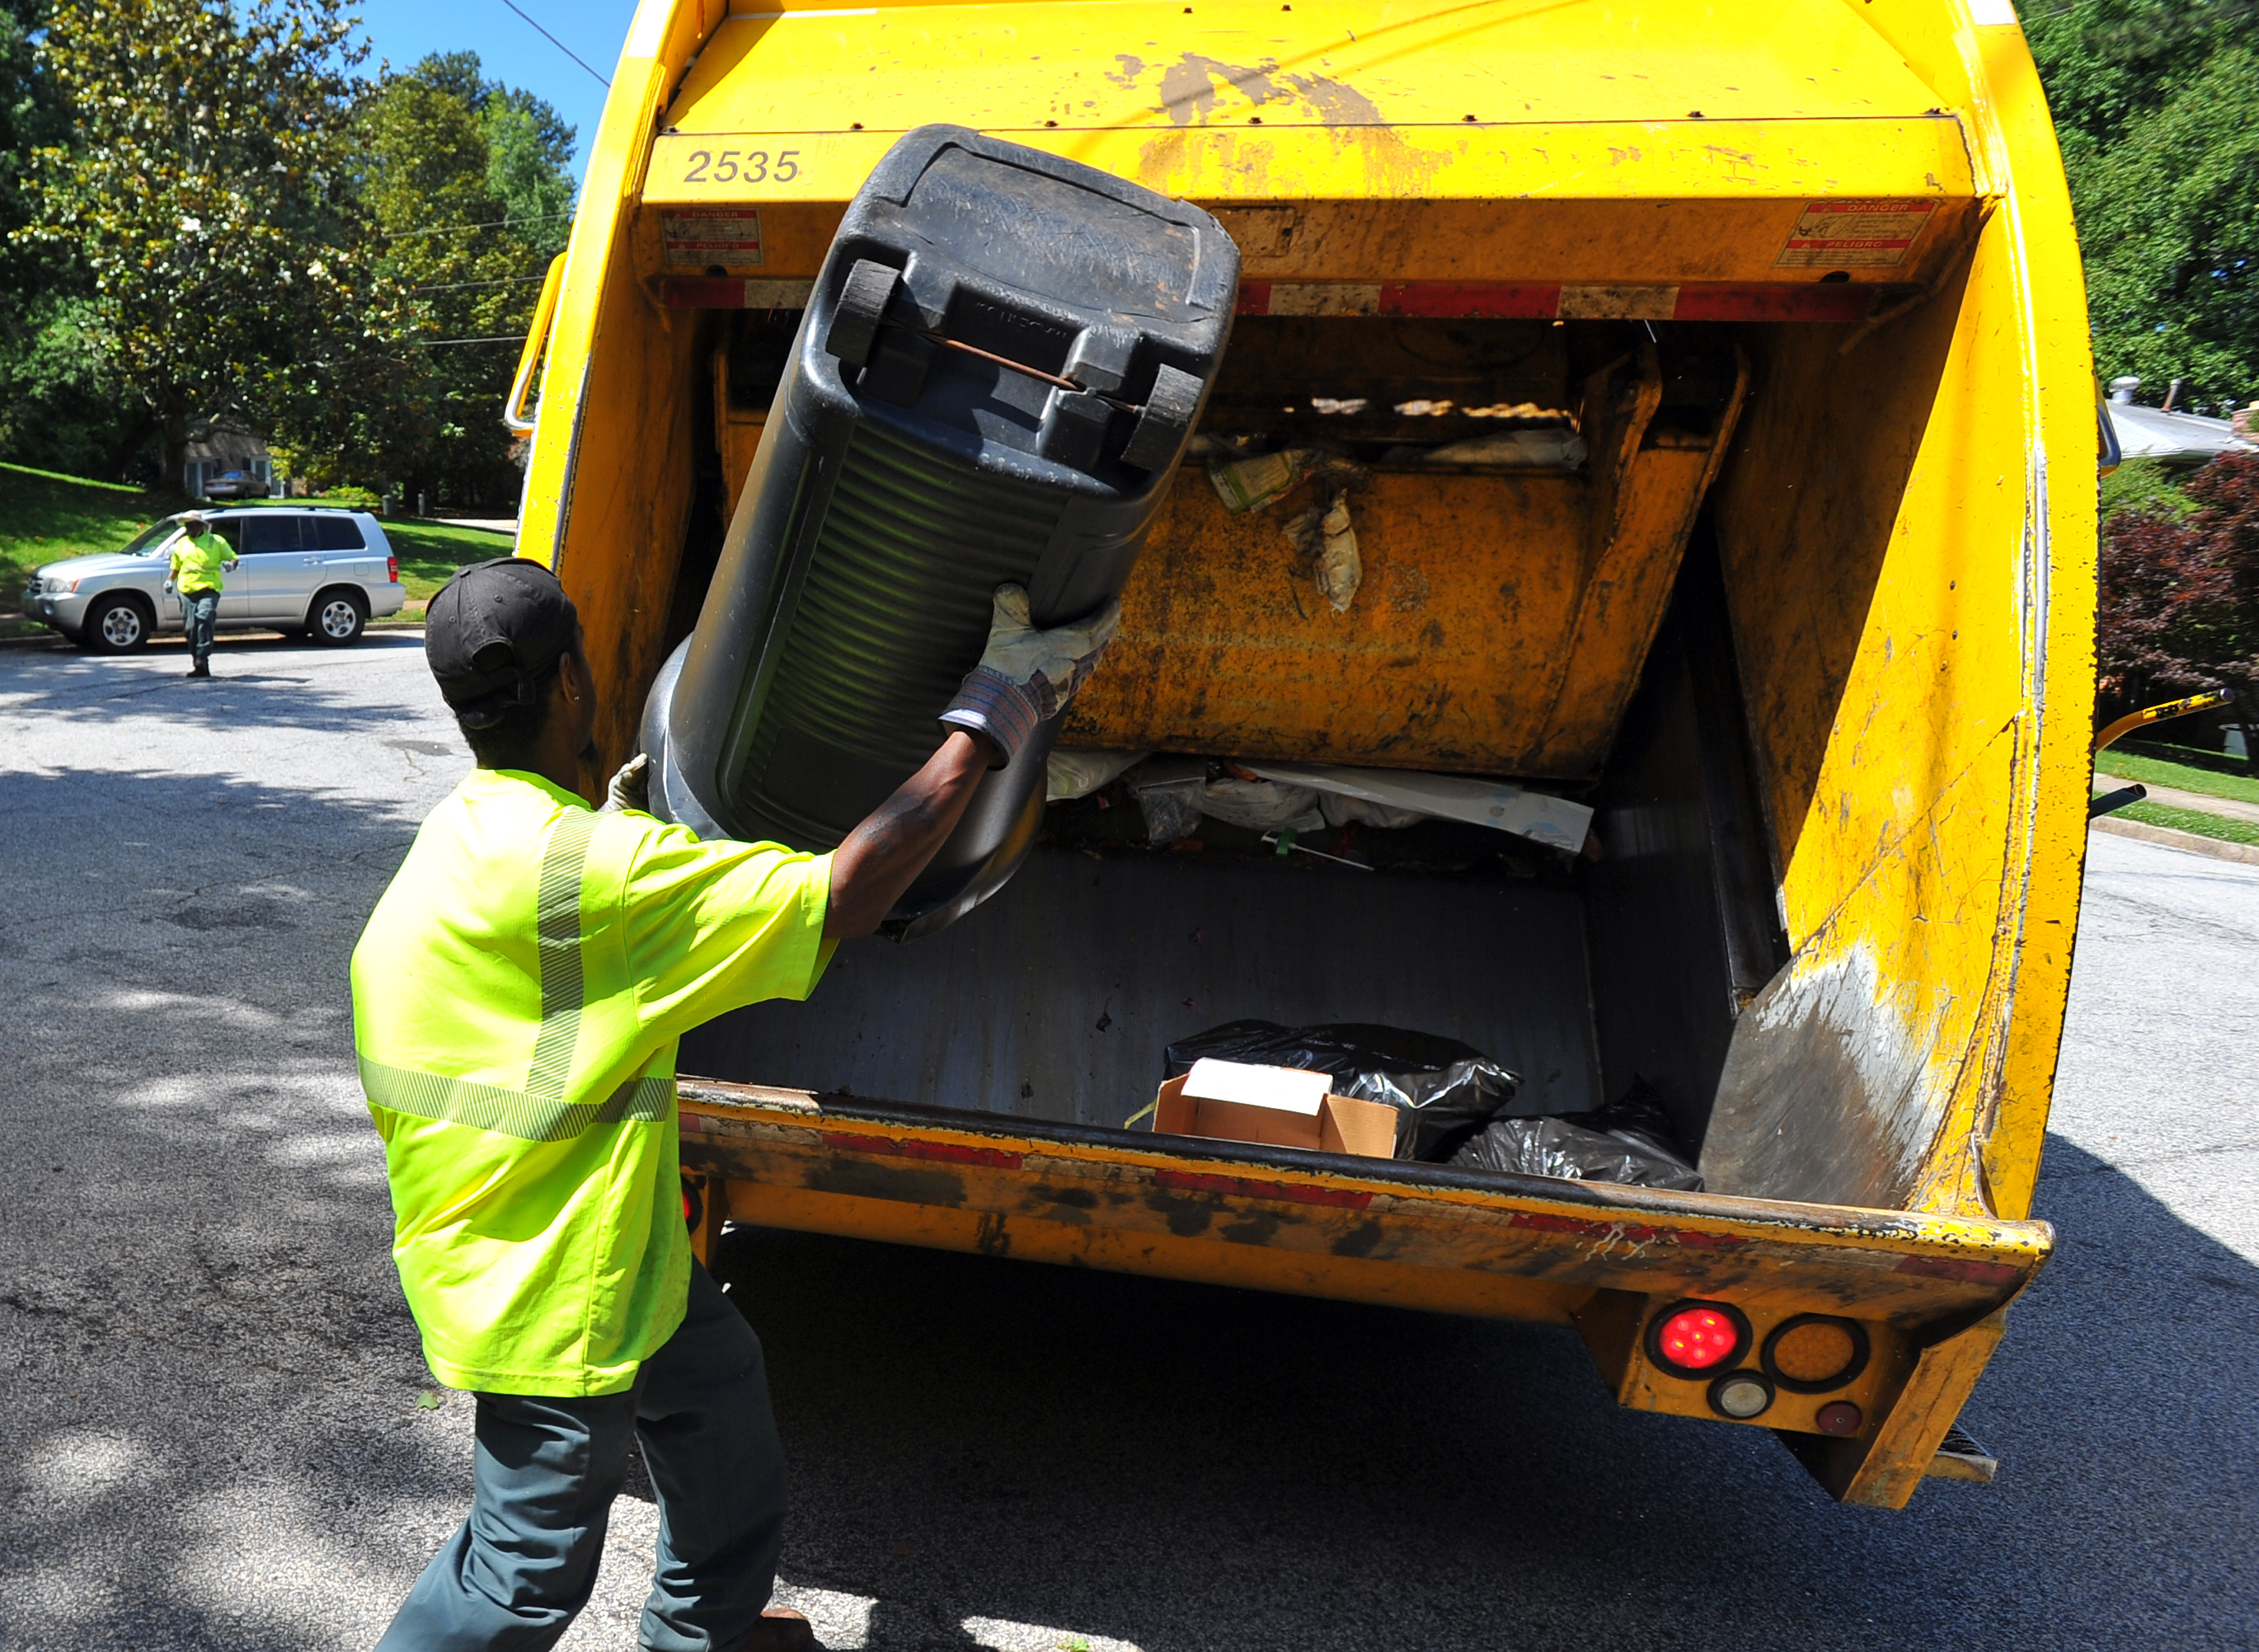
top-left (377, 1262), bottom-right (788, 1652)
top-left (181, 589), bottom-right (218, 665)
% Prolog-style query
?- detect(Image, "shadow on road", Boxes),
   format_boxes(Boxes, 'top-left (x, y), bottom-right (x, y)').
top-left (708, 1129), bottom-right (2258, 1650)
top-left (0, 631), bottom-right (436, 743)
top-left (0, 747), bottom-right (466, 1650)
top-left (3, 675), bottom-right (2253, 1650)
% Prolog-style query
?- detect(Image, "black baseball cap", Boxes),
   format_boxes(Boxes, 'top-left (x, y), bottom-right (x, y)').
top-left (426, 557), bottom-right (581, 728)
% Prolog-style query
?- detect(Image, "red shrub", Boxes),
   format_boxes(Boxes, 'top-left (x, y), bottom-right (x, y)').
top-left (2096, 451), bottom-right (2259, 724)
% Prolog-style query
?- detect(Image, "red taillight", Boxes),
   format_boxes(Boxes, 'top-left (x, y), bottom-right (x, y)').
top-left (387, 555), bottom-right (399, 584)
top-left (1646, 1299), bottom-right (1752, 1377)
top-left (1660, 1309), bottom-right (1738, 1369)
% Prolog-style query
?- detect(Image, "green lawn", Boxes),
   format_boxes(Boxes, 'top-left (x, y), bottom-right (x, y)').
top-left (381, 518), bottom-right (514, 603)
top-left (2112, 799), bottom-right (2259, 847)
top-left (2092, 749), bottom-right (2259, 807)
top-left (0, 461), bottom-right (172, 623)
top-left (0, 460), bottom-right (510, 629)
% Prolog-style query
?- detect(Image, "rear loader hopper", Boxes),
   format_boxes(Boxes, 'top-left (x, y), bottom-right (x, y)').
top-left (505, 0), bottom-right (2097, 1508)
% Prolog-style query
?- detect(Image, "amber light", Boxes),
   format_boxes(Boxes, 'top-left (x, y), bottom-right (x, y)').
top-left (1763, 1315), bottom-right (1872, 1393)
top-left (1646, 1301), bottom-right (1751, 1377)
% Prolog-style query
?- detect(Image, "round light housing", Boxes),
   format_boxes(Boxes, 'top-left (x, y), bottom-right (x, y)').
top-left (1815, 1401), bottom-right (1864, 1437)
top-left (1708, 1369), bottom-right (1775, 1420)
top-left (1762, 1314), bottom-right (1872, 1394)
top-left (1646, 1300), bottom-right (1752, 1377)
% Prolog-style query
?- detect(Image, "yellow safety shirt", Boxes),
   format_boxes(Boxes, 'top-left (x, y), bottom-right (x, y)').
top-left (350, 769), bottom-right (834, 1396)
top-left (169, 529), bottom-right (231, 595)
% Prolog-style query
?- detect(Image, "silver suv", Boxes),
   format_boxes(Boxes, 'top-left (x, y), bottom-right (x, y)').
top-left (20, 508), bottom-right (407, 652)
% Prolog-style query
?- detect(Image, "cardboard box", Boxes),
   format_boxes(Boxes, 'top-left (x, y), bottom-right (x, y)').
top-left (1153, 1058), bottom-right (1397, 1160)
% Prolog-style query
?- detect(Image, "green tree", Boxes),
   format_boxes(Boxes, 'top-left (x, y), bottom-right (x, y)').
top-left (2029, 0), bottom-right (2259, 417)
top-left (18, 0), bottom-right (398, 489)
top-left (326, 51), bottom-right (575, 506)
top-left (0, 0), bottom-right (143, 478)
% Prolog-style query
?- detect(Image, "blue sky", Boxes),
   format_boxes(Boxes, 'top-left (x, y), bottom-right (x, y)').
top-left (356, 0), bottom-right (642, 179)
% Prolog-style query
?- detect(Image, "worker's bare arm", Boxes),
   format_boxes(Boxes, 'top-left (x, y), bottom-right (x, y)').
top-left (824, 730), bottom-right (997, 938)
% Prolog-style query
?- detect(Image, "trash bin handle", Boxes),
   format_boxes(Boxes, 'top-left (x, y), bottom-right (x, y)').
top-left (502, 254), bottom-right (567, 438)
top-left (2092, 690), bottom-right (2230, 755)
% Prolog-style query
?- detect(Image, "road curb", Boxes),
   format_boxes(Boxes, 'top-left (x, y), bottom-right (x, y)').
top-left (2091, 814), bottom-right (2259, 867)
top-left (1, 623), bottom-right (425, 649)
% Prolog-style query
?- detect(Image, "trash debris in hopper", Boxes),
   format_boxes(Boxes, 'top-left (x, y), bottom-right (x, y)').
top-left (1150, 1056), bottom-right (1397, 1159)
top-left (1284, 490), bottom-right (1363, 614)
top-left (1388, 428), bottom-right (1587, 469)
top-left (1209, 447), bottom-right (1317, 513)
top-left (1317, 793), bottom-right (1426, 830)
top-left (1166, 1021), bottom-right (1524, 1161)
top-left (1078, 753), bottom-right (1591, 856)
top-left (1197, 776), bottom-right (1323, 833)
top-left (1463, 401), bottom-right (1575, 421)
top-left (1127, 754), bottom-right (1207, 843)
top-left (1261, 827), bottom-right (1371, 870)
top-left (1241, 760), bottom-right (1592, 854)
top-left (1452, 1081), bottom-right (1703, 1190)
top-left (1046, 747), bottom-right (1149, 803)
top-left (1315, 493), bottom-right (1360, 612)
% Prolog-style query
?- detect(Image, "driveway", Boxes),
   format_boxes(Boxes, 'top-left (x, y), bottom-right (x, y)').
top-left (0, 633), bottom-right (2252, 1650)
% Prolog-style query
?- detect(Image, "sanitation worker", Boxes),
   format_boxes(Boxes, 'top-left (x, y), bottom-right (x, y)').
top-left (167, 511), bottom-right (237, 678)
top-left (354, 559), bottom-right (1116, 1652)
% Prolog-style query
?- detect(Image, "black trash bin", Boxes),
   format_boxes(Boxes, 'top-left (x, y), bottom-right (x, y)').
top-left (642, 124), bottom-right (1238, 937)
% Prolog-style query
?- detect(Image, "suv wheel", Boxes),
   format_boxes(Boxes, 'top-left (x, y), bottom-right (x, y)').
top-left (309, 588), bottom-right (368, 645)
top-left (85, 594), bottom-right (152, 655)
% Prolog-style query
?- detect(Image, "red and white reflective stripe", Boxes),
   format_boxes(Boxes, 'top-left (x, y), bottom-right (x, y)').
top-left (659, 275), bottom-right (1900, 322)
top-left (1234, 280), bottom-right (1896, 322)
top-left (661, 276), bottom-right (818, 308)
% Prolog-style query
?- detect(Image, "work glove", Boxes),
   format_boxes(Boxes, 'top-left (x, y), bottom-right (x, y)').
top-left (939, 583), bottom-right (1121, 765)
top-left (600, 753), bottom-right (650, 814)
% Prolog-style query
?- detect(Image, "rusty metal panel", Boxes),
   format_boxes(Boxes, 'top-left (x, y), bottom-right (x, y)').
top-left (674, 1088), bottom-right (2054, 1326)
top-left (679, 843), bottom-right (1601, 1124)
top-left (1065, 368), bottom-right (1734, 777)
top-left (1063, 467), bottom-right (1592, 772)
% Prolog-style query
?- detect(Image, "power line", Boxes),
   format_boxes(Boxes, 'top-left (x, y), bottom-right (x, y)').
top-left (383, 212), bottom-right (574, 242)
top-left (413, 275), bottom-right (553, 292)
top-left (499, 0), bottom-right (611, 89)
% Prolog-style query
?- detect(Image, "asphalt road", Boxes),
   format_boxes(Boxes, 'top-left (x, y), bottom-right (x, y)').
top-left (2, 632), bottom-right (2253, 1651)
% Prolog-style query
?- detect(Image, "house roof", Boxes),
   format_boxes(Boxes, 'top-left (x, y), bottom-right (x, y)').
top-left (2106, 401), bottom-right (2256, 466)
top-left (182, 420), bottom-right (270, 467)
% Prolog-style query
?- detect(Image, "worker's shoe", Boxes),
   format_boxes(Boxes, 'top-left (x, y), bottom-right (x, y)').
top-left (721, 1607), bottom-right (817, 1652)
top-left (186, 661), bottom-right (212, 678)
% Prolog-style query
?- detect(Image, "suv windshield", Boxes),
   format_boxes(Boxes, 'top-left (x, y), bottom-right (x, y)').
top-left (119, 519), bottom-right (183, 557)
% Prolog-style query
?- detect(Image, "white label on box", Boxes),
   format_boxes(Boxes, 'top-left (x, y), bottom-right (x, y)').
top-left (1183, 1058), bottom-right (1331, 1115)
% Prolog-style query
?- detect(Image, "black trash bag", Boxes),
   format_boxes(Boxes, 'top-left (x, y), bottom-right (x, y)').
top-left (1164, 1020), bottom-right (1521, 1162)
top-left (1451, 1080), bottom-right (1703, 1191)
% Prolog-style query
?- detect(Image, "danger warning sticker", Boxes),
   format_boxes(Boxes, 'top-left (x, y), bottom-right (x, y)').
top-left (1775, 199), bottom-right (1939, 269)
top-left (663, 209), bottom-right (764, 269)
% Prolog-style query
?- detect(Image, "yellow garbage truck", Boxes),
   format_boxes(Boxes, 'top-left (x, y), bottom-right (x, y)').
top-left (504, 0), bottom-right (2096, 1509)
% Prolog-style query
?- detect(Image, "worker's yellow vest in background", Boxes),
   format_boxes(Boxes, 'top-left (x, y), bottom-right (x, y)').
top-left (350, 769), bottom-right (833, 1396)
top-left (170, 529), bottom-right (230, 594)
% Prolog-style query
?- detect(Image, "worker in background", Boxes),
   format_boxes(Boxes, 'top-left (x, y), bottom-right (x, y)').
top-left (167, 512), bottom-right (236, 678)
top-left (354, 559), bottom-right (1117, 1652)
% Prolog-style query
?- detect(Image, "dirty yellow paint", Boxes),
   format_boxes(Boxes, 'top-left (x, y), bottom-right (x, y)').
top-left (1066, 344), bottom-right (1741, 777)
top-left (519, 0), bottom-right (2095, 1509)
